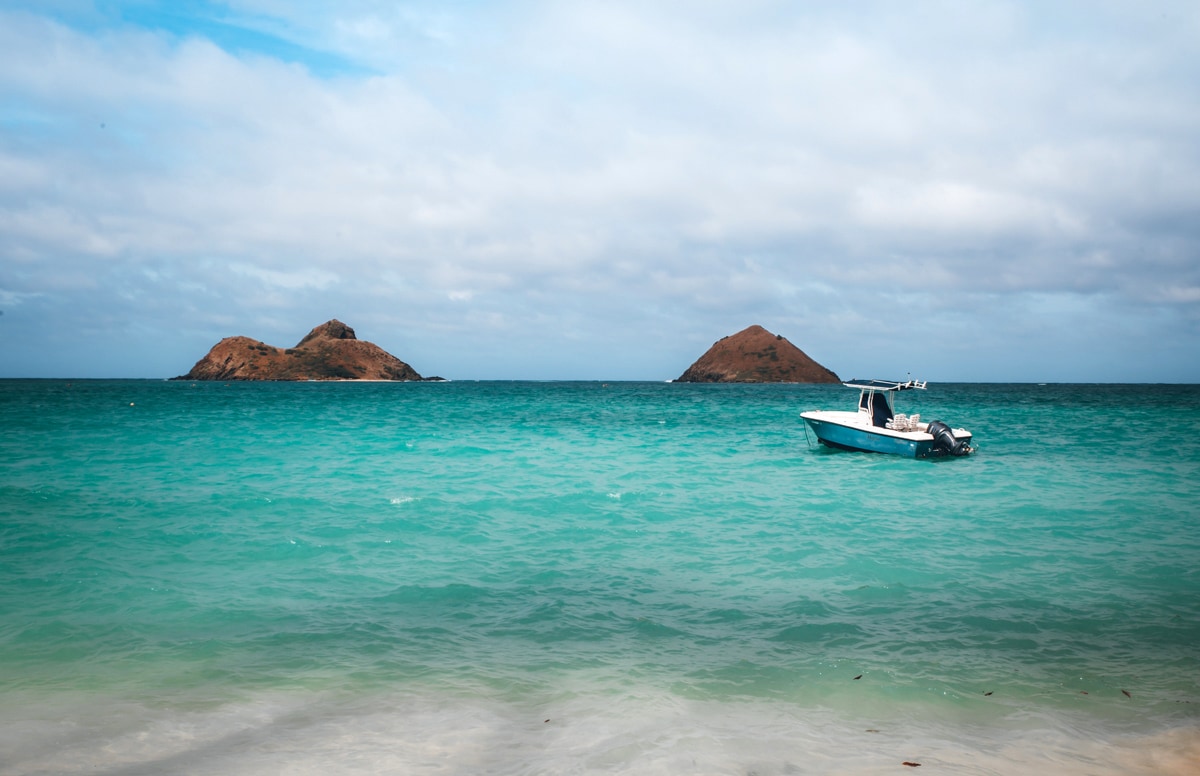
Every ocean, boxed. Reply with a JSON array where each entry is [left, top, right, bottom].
[[1, 379, 1197, 775]]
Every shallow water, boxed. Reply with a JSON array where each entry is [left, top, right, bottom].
[[2, 380, 1198, 774]]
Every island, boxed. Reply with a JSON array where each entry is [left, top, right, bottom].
[[675, 325, 840, 383], [173, 319, 433, 381]]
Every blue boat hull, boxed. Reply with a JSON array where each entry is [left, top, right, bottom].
[[803, 416, 968, 459]]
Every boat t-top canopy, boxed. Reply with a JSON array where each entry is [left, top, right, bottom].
[[843, 379, 927, 392]]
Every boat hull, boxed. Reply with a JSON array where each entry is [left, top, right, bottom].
[[801, 411, 972, 459]]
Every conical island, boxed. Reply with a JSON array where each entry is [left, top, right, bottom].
[[174, 319, 427, 381], [675, 325, 839, 383]]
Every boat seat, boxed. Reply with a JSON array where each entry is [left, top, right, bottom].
[[886, 413, 923, 432]]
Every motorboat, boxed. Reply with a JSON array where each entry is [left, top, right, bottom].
[[800, 379, 973, 458]]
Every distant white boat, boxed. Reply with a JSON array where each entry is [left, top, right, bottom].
[[801, 379, 974, 458]]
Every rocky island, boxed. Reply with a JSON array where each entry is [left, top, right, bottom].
[[675, 325, 839, 383], [174, 320, 431, 381]]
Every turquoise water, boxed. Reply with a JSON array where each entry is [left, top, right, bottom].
[[1, 380, 1198, 774]]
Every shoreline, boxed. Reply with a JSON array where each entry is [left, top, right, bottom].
[[3, 687, 1197, 775]]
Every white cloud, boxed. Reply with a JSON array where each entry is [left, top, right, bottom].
[[229, 264, 339, 291], [1, 2, 1198, 379]]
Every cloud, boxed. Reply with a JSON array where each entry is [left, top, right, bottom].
[[1, 1, 1198, 380]]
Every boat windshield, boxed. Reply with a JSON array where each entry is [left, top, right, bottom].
[[873, 393, 893, 427], [859, 389, 894, 428]]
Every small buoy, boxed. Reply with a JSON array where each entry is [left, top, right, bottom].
[[129, 402, 135, 406]]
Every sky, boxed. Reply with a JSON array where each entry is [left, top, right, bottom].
[[1, 1, 1198, 382]]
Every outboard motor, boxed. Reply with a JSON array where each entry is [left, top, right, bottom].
[[927, 420, 971, 456]]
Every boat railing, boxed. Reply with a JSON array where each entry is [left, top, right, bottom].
[[844, 379, 927, 391]]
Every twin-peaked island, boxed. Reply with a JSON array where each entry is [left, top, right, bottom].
[[174, 320, 429, 382], [174, 320, 839, 383]]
